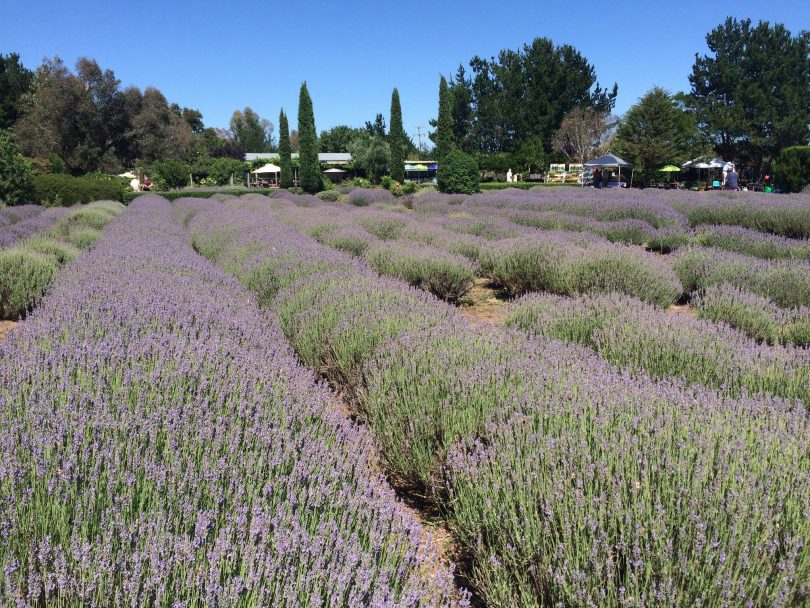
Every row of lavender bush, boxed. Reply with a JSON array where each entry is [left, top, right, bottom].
[[672, 245, 810, 308], [0, 201, 124, 319], [430, 186, 810, 238], [693, 283, 810, 346], [262, 196, 684, 307], [182, 194, 809, 607], [0, 206, 71, 249], [505, 291, 810, 405], [0, 195, 464, 607]]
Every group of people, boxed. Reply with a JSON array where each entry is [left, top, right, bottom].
[[505, 169, 522, 183], [128, 176, 152, 192]]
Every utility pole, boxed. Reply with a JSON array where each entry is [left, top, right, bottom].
[[414, 126, 425, 157]]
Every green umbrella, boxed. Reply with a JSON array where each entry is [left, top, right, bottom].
[[659, 165, 681, 172]]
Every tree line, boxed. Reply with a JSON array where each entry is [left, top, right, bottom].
[[1, 16, 808, 197], [431, 18, 808, 187]]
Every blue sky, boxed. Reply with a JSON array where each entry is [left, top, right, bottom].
[[2, 0, 808, 144]]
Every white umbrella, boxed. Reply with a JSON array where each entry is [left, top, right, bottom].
[[251, 163, 281, 174]]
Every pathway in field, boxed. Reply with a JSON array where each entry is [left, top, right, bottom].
[[0, 321, 17, 343], [668, 302, 697, 317], [459, 278, 507, 325]]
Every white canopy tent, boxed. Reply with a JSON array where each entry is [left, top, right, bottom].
[[584, 154, 634, 187]]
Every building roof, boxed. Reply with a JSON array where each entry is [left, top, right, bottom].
[[245, 152, 352, 164]]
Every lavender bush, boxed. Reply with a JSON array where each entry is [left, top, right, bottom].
[[0, 207, 70, 249], [366, 240, 476, 303], [480, 235, 682, 306], [694, 283, 810, 347], [672, 245, 810, 308], [506, 292, 810, 405], [0, 195, 466, 607], [179, 192, 810, 607], [693, 224, 810, 259]]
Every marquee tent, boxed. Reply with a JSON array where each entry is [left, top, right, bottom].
[[585, 154, 633, 186]]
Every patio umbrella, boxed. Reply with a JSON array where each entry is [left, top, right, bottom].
[[659, 165, 681, 172], [251, 163, 281, 173], [682, 159, 723, 187]]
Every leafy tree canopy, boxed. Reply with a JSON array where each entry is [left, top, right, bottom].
[[687, 18, 810, 175]]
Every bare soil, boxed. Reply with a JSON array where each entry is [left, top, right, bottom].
[[0, 321, 18, 343], [668, 302, 696, 317], [459, 278, 507, 325]]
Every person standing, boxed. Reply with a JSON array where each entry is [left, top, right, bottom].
[[506, 168, 513, 183], [593, 168, 602, 189], [724, 166, 740, 191]]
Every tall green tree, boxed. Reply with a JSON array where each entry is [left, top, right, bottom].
[[614, 87, 703, 186], [435, 75, 454, 161], [349, 132, 390, 183], [230, 107, 274, 152], [133, 87, 193, 164], [297, 83, 321, 193], [319, 125, 364, 153], [365, 113, 386, 137], [688, 18, 810, 176], [449, 65, 473, 152], [389, 88, 405, 181], [0, 53, 33, 130], [0, 129, 35, 205], [278, 109, 293, 188], [467, 37, 617, 154]]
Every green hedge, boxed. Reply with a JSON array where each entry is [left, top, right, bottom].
[[33, 174, 127, 206], [124, 188, 277, 204], [478, 181, 577, 190]]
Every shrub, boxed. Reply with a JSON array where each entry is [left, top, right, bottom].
[[563, 244, 683, 306], [694, 283, 810, 347], [151, 159, 190, 190], [506, 292, 810, 405], [0, 249, 59, 319], [0, 130, 35, 205], [437, 150, 480, 194], [208, 157, 245, 186], [66, 227, 102, 248], [773, 146, 810, 193], [22, 236, 80, 265], [692, 224, 810, 259], [366, 240, 476, 303], [316, 189, 340, 202], [672, 246, 810, 308], [33, 174, 125, 206]]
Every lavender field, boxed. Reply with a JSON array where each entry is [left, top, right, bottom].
[[1, 187, 808, 607]]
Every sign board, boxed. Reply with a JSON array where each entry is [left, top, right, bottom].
[[549, 163, 566, 172]]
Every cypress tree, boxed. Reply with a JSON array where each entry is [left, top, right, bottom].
[[389, 88, 405, 182], [278, 109, 293, 188], [297, 82, 321, 193], [436, 75, 454, 161]]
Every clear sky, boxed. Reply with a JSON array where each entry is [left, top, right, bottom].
[[2, 0, 808, 145]]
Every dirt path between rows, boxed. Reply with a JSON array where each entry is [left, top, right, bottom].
[[668, 302, 697, 317], [459, 278, 507, 325], [0, 321, 18, 343]]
